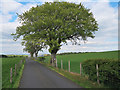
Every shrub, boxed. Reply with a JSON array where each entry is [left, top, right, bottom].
[[0, 55, 8, 58], [82, 59, 120, 88], [38, 57, 45, 62]]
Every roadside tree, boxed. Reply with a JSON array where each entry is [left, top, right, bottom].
[[12, 2, 98, 64]]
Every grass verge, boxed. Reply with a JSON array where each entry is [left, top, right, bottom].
[[2, 57, 25, 88], [13, 64, 25, 88]]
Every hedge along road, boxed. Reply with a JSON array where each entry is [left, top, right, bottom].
[[19, 58, 82, 88]]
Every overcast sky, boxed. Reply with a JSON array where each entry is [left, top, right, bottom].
[[0, 0, 119, 55]]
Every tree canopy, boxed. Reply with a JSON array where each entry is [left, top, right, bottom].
[[22, 37, 46, 57], [12, 2, 98, 64]]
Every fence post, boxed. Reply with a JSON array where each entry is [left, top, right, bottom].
[[68, 60, 70, 72], [96, 64, 100, 84], [80, 63, 82, 76], [61, 60, 63, 69], [21, 60, 22, 64], [56, 59, 57, 68], [15, 64, 16, 76], [52, 59, 54, 66], [10, 68, 12, 84]]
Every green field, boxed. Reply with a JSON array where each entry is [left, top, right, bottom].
[[2, 57, 24, 88], [44, 50, 119, 73]]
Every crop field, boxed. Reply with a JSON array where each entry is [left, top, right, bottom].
[[2, 57, 24, 88], [44, 50, 119, 73]]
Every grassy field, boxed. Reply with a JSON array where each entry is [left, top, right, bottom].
[[2, 57, 24, 88], [44, 50, 119, 73]]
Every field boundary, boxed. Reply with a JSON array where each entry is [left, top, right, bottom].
[[52, 59, 100, 84], [2, 58, 25, 88]]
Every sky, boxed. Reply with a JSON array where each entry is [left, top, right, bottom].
[[0, 0, 119, 55]]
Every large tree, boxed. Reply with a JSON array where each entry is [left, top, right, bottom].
[[12, 2, 98, 64]]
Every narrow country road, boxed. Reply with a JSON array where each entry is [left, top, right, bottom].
[[19, 58, 82, 88]]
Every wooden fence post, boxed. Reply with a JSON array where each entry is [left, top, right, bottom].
[[61, 60, 63, 69], [96, 64, 100, 84], [56, 59, 57, 68], [14, 64, 16, 76], [10, 68, 12, 84], [52, 59, 54, 66], [21, 60, 22, 64], [80, 63, 82, 76], [68, 60, 70, 72]]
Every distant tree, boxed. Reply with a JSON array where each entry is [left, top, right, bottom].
[[22, 41, 35, 57], [12, 2, 98, 64], [22, 38, 46, 57], [0, 55, 8, 58]]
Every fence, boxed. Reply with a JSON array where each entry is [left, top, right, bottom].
[[2, 58, 25, 88], [52, 59, 100, 85]]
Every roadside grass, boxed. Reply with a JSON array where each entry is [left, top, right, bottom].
[[44, 50, 119, 73], [2, 57, 25, 88], [48, 66, 106, 88], [13, 64, 25, 88], [34, 59, 105, 88]]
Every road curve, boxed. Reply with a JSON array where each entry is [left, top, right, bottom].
[[19, 58, 83, 88]]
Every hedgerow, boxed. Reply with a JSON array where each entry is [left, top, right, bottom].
[[82, 59, 120, 88]]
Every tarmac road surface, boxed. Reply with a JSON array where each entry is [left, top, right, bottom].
[[19, 58, 83, 88]]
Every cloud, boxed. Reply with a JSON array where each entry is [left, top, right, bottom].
[[0, 1, 38, 55], [14, 0, 120, 2], [0, 0, 22, 15], [1, 43, 26, 54], [17, 3, 38, 14], [58, 41, 118, 53], [85, 2, 118, 41], [15, 0, 54, 2]]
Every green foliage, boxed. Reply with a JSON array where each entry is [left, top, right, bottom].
[[7, 55, 28, 58], [38, 57, 45, 62], [22, 41, 36, 56], [82, 59, 120, 88], [22, 38, 46, 57], [12, 2, 98, 55]]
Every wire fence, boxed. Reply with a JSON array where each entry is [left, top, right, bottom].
[[2, 58, 25, 88], [52, 59, 100, 85]]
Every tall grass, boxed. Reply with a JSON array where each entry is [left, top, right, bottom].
[[2, 57, 24, 88]]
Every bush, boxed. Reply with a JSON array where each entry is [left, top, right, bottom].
[[82, 59, 120, 88], [38, 57, 45, 62], [0, 55, 8, 58]]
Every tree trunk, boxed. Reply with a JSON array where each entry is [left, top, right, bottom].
[[50, 53, 56, 66], [35, 52, 38, 57], [30, 52, 34, 57]]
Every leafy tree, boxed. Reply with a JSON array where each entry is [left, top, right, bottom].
[[12, 2, 98, 64], [22, 38, 46, 57], [22, 41, 35, 57]]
